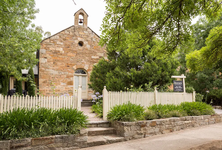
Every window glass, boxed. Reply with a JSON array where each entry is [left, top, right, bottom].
[[75, 69, 86, 74], [82, 76, 86, 90], [74, 76, 79, 90]]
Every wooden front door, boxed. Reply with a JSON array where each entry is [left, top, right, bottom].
[[74, 69, 88, 99]]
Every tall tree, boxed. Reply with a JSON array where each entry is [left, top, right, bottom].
[[0, 0, 42, 80], [0, 72, 9, 95], [15, 69, 23, 95], [27, 68, 36, 96], [187, 26, 222, 71], [89, 39, 178, 93], [100, 0, 221, 54]]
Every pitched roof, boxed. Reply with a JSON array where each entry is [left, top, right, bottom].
[[41, 25, 100, 43], [74, 8, 89, 17]]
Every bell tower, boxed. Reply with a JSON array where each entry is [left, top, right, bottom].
[[74, 8, 88, 27]]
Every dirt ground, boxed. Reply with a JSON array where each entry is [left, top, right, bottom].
[[189, 140, 222, 150]]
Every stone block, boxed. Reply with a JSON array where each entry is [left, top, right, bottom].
[[136, 121, 147, 128], [91, 56, 99, 59], [169, 117, 180, 122], [75, 136, 88, 142], [31, 136, 55, 146], [192, 116, 203, 120], [124, 127, 131, 132], [180, 117, 186, 121], [0, 140, 10, 149], [80, 129, 88, 136], [185, 116, 192, 121], [150, 121, 157, 127], [40, 49, 46, 54], [131, 125, 140, 131], [10, 138, 31, 149], [203, 115, 211, 119]]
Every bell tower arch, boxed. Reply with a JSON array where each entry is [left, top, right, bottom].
[[74, 8, 88, 27]]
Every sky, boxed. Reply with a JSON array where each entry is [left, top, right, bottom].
[[33, 0, 106, 36]]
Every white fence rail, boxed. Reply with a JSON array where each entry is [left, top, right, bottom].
[[0, 86, 82, 113], [103, 87, 195, 120]]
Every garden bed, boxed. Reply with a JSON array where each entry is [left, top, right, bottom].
[[112, 114, 222, 140]]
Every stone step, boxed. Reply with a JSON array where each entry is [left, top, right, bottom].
[[87, 121, 111, 128], [87, 127, 115, 136], [87, 134, 125, 147], [82, 100, 93, 107]]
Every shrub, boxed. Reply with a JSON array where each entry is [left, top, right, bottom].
[[147, 104, 184, 118], [195, 93, 204, 102], [186, 86, 194, 93], [180, 102, 215, 116], [146, 102, 214, 120], [168, 110, 186, 117], [144, 109, 158, 120], [107, 102, 145, 122], [0, 108, 88, 140], [208, 89, 222, 105]]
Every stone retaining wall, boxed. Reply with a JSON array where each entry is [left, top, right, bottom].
[[112, 114, 222, 140], [0, 129, 88, 150], [1, 115, 222, 149]]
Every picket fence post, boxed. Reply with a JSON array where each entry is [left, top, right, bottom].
[[77, 85, 82, 111], [192, 91, 196, 102], [103, 86, 108, 121], [154, 87, 157, 105]]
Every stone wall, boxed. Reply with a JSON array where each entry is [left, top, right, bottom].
[[39, 25, 106, 98], [112, 114, 222, 140], [0, 129, 88, 150]]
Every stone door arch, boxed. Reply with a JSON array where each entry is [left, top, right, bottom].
[[74, 69, 88, 99]]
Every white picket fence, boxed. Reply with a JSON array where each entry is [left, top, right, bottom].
[[103, 86, 195, 120], [0, 86, 82, 113]]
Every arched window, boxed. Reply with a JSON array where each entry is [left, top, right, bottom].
[[75, 69, 86, 74]]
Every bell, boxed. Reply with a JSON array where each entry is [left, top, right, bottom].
[[79, 19, 83, 24]]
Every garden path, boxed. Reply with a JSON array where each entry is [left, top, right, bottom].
[[214, 109, 222, 114], [81, 106, 103, 121]]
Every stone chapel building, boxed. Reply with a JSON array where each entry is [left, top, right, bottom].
[[39, 9, 106, 99]]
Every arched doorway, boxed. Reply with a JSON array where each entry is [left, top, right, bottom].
[[74, 69, 88, 99]]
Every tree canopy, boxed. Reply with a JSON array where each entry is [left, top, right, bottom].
[[0, 0, 42, 79], [186, 26, 222, 71], [89, 39, 178, 93], [100, 0, 222, 54]]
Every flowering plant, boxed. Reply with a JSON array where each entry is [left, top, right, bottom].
[[91, 92, 103, 103], [91, 92, 103, 118]]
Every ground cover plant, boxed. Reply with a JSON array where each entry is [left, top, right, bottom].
[[0, 108, 88, 140], [91, 101, 103, 118], [107, 102, 215, 122]]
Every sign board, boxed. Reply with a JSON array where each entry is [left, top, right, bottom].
[[173, 80, 183, 92]]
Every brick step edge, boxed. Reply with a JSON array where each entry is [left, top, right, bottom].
[[87, 127, 116, 136], [87, 135, 125, 147], [87, 121, 110, 128]]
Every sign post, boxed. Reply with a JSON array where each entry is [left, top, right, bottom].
[[171, 74, 186, 93]]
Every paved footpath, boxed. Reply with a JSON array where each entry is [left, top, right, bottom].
[[81, 122, 222, 150]]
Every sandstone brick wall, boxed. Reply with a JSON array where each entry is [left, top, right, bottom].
[[39, 25, 106, 98]]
